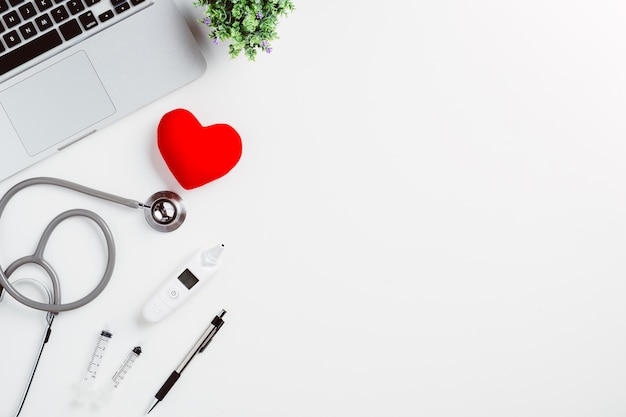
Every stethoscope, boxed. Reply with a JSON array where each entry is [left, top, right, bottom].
[[0, 177, 187, 416]]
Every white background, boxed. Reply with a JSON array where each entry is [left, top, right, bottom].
[[2, 0, 626, 416]]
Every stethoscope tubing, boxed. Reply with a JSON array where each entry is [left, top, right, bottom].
[[0, 177, 140, 313], [0, 177, 145, 212]]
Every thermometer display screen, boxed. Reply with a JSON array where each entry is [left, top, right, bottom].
[[177, 269, 199, 290]]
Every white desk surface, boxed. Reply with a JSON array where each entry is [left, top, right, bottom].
[[3, 0, 626, 416]]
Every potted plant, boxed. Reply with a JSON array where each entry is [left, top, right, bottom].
[[194, 0, 295, 61]]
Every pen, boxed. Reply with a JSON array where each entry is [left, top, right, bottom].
[[146, 309, 226, 414]]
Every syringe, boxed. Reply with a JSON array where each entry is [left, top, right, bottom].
[[84, 330, 113, 382], [76, 329, 113, 401], [111, 346, 142, 388], [97, 346, 142, 406]]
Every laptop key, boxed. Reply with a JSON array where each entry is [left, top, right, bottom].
[[34, 12, 52, 30], [19, 21, 36, 40], [59, 18, 81, 40], [3, 30, 20, 47], [98, 10, 113, 22], [114, 2, 129, 13], [18, 2, 37, 19], [50, 4, 68, 22], [78, 10, 97, 30], [8, 0, 24, 6], [34, 0, 52, 11], [3, 11, 21, 28], [0, 29, 62, 76], [66, 0, 84, 15], [0, 0, 8, 13]]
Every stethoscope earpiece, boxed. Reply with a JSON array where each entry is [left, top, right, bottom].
[[143, 191, 186, 232]]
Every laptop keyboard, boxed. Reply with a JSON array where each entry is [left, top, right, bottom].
[[0, 0, 152, 77]]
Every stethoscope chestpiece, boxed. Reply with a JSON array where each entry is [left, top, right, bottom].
[[143, 191, 186, 232]]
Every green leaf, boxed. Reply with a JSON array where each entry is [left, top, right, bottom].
[[193, 0, 295, 60]]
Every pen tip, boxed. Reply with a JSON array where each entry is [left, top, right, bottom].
[[147, 399, 159, 414]]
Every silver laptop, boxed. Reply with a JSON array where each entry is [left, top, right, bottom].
[[0, 0, 206, 181]]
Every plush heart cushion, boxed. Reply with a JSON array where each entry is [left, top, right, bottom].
[[157, 109, 242, 190]]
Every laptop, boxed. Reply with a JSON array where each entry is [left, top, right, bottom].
[[0, 0, 206, 182]]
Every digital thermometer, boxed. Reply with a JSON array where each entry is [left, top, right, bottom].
[[142, 244, 224, 322]]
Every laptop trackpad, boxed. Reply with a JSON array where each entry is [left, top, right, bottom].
[[0, 51, 115, 156]]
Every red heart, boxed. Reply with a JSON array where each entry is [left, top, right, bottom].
[[157, 109, 242, 190]]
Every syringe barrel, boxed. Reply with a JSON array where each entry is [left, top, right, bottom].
[[83, 330, 112, 383], [112, 346, 142, 387]]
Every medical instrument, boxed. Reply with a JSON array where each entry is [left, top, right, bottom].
[[147, 309, 226, 414], [0, 177, 187, 416], [96, 344, 143, 406], [4, 278, 55, 417], [142, 244, 225, 323], [0, 177, 187, 314], [144, 191, 186, 233], [92, 345, 143, 408], [84, 330, 113, 385], [96, 345, 143, 407], [111, 346, 142, 388], [75, 329, 113, 402]]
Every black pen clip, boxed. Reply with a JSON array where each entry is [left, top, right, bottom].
[[199, 310, 226, 352]]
